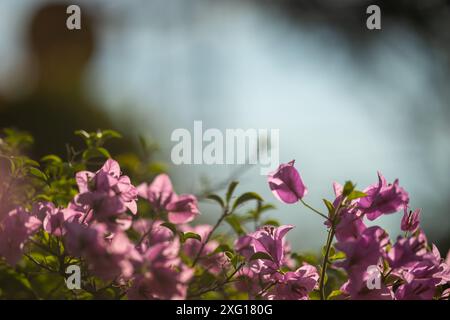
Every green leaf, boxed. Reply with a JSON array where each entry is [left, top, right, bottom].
[[249, 252, 273, 261], [206, 194, 225, 208], [231, 254, 245, 269], [327, 290, 343, 300], [226, 181, 239, 203], [258, 203, 276, 213], [24, 159, 40, 167], [0, 267, 36, 299], [6, 156, 16, 175], [329, 251, 346, 261], [323, 199, 334, 214], [28, 167, 48, 182], [180, 232, 202, 243], [101, 130, 122, 139], [74, 130, 90, 140], [347, 190, 367, 201], [342, 181, 355, 197], [41, 155, 63, 164], [160, 222, 177, 235], [232, 192, 263, 212], [225, 215, 245, 236], [321, 245, 335, 258], [308, 290, 321, 300], [291, 252, 319, 266], [213, 244, 233, 254], [82, 147, 111, 160], [224, 251, 234, 260], [34, 194, 53, 202], [96, 147, 111, 158]]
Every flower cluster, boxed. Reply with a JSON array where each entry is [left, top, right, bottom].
[[0, 132, 448, 300], [268, 160, 450, 300], [235, 225, 319, 300]]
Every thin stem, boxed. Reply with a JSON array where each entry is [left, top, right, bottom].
[[136, 220, 155, 247], [300, 199, 329, 220], [29, 239, 58, 256], [318, 198, 343, 300], [191, 206, 229, 267], [383, 268, 393, 282], [80, 208, 93, 225], [318, 227, 335, 300], [257, 281, 277, 297], [188, 263, 244, 298], [24, 254, 57, 273]]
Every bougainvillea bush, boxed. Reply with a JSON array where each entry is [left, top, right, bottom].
[[0, 129, 449, 300]]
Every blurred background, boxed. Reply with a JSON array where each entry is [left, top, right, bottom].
[[0, 0, 449, 253]]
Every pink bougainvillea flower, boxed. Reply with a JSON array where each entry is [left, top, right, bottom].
[[394, 258, 443, 300], [430, 245, 450, 284], [166, 194, 200, 224], [31, 201, 55, 221], [65, 222, 141, 280], [0, 207, 41, 265], [264, 264, 319, 300], [137, 174, 199, 224], [116, 175, 139, 214], [325, 182, 366, 241], [128, 240, 193, 300], [128, 264, 193, 300], [392, 245, 450, 300], [180, 224, 214, 258], [395, 278, 439, 300], [387, 231, 434, 269], [333, 209, 367, 242], [335, 226, 389, 294], [357, 172, 409, 221], [137, 174, 175, 212], [133, 219, 174, 252], [236, 225, 294, 274], [442, 288, 450, 299], [268, 160, 307, 204], [101, 231, 142, 279], [335, 227, 392, 300], [180, 224, 228, 274], [340, 279, 393, 300], [64, 221, 105, 257], [336, 226, 389, 272], [401, 207, 421, 233], [235, 266, 264, 297], [43, 206, 83, 237], [75, 159, 138, 221], [446, 250, 450, 266], [388, 241, 450, 299], [75, 192, 126, 221]]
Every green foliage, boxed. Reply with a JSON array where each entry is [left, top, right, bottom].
[[180, 232, 202, 243], [0, 128, 332, 301], [0, 128, 168, 299]]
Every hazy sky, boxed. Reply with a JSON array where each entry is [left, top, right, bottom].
[[1, 0, 448, 250]]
